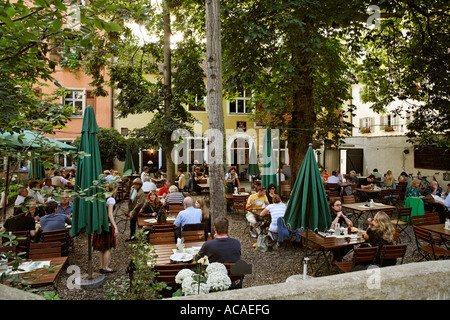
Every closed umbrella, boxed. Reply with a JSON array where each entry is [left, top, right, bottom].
[[27, 156, 46, 180], [123, 148, 135, 175], [284, 143, 332, 233], [71, 106, 109, 280], [0, 130, 76, 151], [247, 142, 260, 177], [261, 128, 277, 192]]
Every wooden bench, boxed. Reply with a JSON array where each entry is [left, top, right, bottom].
[[181, 230, 206, 242], [149, 231, 175, 245], [28, 241, 62, 260]]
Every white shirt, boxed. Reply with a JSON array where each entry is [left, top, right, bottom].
[[266, 202, 287, 233], [142, 181, 157, 192], [327, 175, 340, 184], [444, 195, 450, 209]]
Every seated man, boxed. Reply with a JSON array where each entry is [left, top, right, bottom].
[[51, 170, 73, 189], [157, 180, 171, 198], [142, 176, 157, 193], [359, 174, 376, 201], [199, 216, 241, 263], [174, 197, 202, 239], [40, 201, 72, 232], [327, 170, 341, 195], [57, 193, 73, 217], [245, 185, 269, 238]]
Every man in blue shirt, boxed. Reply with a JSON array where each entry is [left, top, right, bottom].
[[40, 201, 72, 232], [57, 193, 73, 217], [174, 197, 202, 238]]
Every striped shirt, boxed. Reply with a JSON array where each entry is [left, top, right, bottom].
[[266, 202, 287, 233]]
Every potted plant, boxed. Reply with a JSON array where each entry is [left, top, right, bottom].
[[384, 126, 394, 132], [360, 127, 371, 134]]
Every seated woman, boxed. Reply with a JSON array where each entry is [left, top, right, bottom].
[[405, 179, 424, 199], [164, 185, 185, 205], [225, 167, 240, 191], [329, 199, 353, 262], [364, 211, 396, 265], [266, 184, 277, 204], [139, 191, 163, 217], [1, 196, 37, 238], [257, 194, 286, 246]]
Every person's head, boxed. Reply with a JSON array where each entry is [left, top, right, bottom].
[[60, 193, 70, 206], [331, 170, 337, 176], [104, 170, 110, 176], [330, 198, 342, 215], [400, 172, 408, 177], [17, 187, 28, 197], [268, 184, 276, 194], [132, 178, 143, 189], [272, 194, 281, 204], [367, 174, 375, 182], [431, 180, 439, 189], [169, 185, 178, 193], [350, 170, 356, 177], [373, 168, 378, 173], [183, 197, 194, 208], [45, 201, 59, 215], [447, 183, 450, 192], [257, 185, 266, 196], [147, 191, 159, 204], [372, 211, 395, 242], [194, 198, 204, 209], [214, 216, 229, 235], [143, 166, 149, 173], [195, 166, 200, 172], [164, 180, 171, 189], [178, 168, 183, 175], [29, 180, 40, 190], [230, 167, 236, 174], [53, 170, 60, 176], [411, 179, 420, 189], [21, 196, 36, 215]]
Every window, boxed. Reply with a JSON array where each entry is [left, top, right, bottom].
[[228, 90, 250, 114], [359, 117, 373, 133], [63, 89, 85, 117], [188, 137, 206, 165], [187, 96, 206, 112], [414, 146, 450, 171], [380, 114, 399, 131]]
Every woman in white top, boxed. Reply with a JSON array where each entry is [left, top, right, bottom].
[[92, 185, 119, 274], [257, 194, 286, 240], [225, 167, 240, 189]]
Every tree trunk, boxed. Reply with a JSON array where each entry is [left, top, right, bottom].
[[163, 7, 175, 183], [288, 71, 316, 187], [206, 0, 226, 234]]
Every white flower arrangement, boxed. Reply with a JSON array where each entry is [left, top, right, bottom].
[[206, 262, 228, 277], [174, 256, 231, 296], [175, 268, 195, 284]]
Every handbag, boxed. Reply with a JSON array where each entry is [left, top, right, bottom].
[[255, 234, 268, 252]]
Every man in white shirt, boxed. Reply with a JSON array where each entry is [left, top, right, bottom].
[[327, 171, 341, 184], [15, 187, 28, 206]]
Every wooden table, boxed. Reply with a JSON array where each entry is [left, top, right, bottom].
[[152, 241, 205, 265], [300, 229, 366, 276], [342, 202, 396, 221], [418, 224, 450, 237], [138, 216, 175, 229], [3, 257, 68, 289]]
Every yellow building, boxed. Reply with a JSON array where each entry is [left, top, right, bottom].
[[113, 78, 289, 180]]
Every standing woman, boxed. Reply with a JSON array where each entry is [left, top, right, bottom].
[[93, 185, 119, 274]]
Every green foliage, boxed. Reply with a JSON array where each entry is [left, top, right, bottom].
[[104, 229, 168, 300], [354, 1, 450, 147], [73, 128, 131, 169]]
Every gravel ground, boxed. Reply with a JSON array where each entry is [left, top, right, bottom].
[[3, 193, 424, 300]]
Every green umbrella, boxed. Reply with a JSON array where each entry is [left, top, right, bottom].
[[0, 130, 76, 151], [284, 143, 332, 233], [123, 148, 135, 175], [247, 142, 260, 177], [71, 106, 109, 279], [261, 128, 277, 192], [27, 156, 46, 180]]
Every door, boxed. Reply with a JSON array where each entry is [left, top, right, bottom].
[[346, 149, 363, 175]]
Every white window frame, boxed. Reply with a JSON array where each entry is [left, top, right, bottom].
[[187, 137, 207, 165], [187, 95, 206, 112], [63, 88, 86, 118], [228, 90, 251, 115]]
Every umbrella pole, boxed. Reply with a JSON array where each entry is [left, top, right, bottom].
[[88, 234, 93, 280], [2, 156, 10, 221]]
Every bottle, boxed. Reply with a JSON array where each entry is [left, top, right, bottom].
[[207, 233, 211, 240], [334, 223, 340, 235], [369, 199, 374, 208]]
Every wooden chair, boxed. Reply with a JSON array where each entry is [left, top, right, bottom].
[[378, 244, 408, 267], [379, 189, 393, 204], [326, 183, 338, 192], [155, 264, 194, 283], [5, 231, 31, 259], [342, 195, 356, 204], [40, 229, 71, 256], [231, 194, 247, 217], [411, 212, 441, 226], [392, 207, 412, 242], [181, 230, 206, 242], [148, 231, 176, 245], [148, 224, 175, 234], [393, 228, 400, 244], [413, 226, 450, 261], [334, 247, 379, 273], [327, 191, 339, 198], [182, 223, 208, 240], [382, 208, 394, 219], [280, 184, 291, 200], [28, 241, 62, 260], [166, 204, 184, 217]]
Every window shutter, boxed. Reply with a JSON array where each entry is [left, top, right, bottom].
[[380, 115, 385, 129], [86, 90, 95, 110], [370, 117, 375, 133]]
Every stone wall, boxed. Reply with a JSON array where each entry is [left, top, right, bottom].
[[171, 260, 450, 300]]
